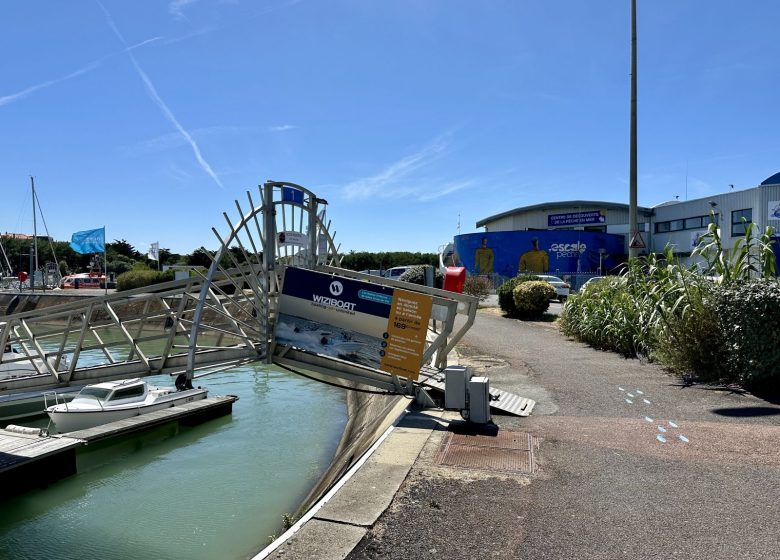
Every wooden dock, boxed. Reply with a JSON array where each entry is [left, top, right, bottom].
[[0, 395, 238, 498]]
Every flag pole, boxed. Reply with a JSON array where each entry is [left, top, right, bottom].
[[104, 226, 107, 295]]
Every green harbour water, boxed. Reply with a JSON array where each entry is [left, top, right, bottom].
[[0, 363, 348, 560]]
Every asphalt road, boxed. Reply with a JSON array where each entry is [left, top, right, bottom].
[[348, 307, 780, 560]]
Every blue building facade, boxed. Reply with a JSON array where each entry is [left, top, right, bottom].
[[454, 230, 625, 281]]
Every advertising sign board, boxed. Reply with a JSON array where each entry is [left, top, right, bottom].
[[769, 201, 780, 220], [275, 267, 432, 380], [548, 210, 607, 227]]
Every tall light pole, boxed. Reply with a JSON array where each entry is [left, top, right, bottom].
[[628, 0, 639, 259]]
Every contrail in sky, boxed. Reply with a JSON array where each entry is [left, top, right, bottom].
[[0, 37, 161, 108], [0, 60, 102, 108], [96, 0, 224, 189]]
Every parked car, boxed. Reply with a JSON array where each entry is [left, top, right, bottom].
[[535, 274, 571, 302], [581, 276, 607, 290], [383, 266, 414, 279], [358, 269, 384, 276]]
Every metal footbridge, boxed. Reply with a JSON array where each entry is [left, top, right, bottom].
[[0, 180, 533, 419]]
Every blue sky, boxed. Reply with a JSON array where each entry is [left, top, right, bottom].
[[2, 1, 779, 255]]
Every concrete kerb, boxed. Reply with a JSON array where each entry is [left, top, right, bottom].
[[257, 347, 462, 560], [257, 403, 447, 560]]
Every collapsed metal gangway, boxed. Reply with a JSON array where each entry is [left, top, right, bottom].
[[185, 181, 479, 403], [0, 271, 262, 395], [0, 180, 478, 408]]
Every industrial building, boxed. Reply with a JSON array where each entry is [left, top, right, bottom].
[[454, 172, 780, 286]]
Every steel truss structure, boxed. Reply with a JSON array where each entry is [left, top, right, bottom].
[[0, 180, 477, 405]]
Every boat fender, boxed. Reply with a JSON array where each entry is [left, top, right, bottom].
[[3, 424, 48, 437], [175, 373, 193, 391]]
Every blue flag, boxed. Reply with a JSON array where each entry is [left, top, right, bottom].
[[70, 228, 105, 254]]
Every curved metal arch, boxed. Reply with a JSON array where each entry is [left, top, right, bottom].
[[186, 181, 341, 379]]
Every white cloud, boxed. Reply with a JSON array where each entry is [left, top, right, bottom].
[[269, 124, 296, 132], [417, 180, 473, 202], [342, 136, 449, 200], [124, 125, 259, 155], [97, 1, 224, 189], [169, 0, 199, 19]]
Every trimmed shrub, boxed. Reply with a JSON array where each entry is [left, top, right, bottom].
[[463, 275, 491, 301], [398, 265, 443, 289], [116, 269, 175, 291], [498, 274, 539, 316], [713, 280, 780, 391], [512, 281, 555, 319]]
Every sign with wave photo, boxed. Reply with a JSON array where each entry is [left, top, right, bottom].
[[275, 267, 432, 380]]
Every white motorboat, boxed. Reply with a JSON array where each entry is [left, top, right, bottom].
[[45, 377, 208, 433]]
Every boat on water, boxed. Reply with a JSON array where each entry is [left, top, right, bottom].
[[1, 343, 67, 380], [45, 377, 208, 433], [59, 272, 107, 289]]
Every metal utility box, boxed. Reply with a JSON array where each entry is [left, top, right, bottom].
[[444, 366, 470, 410], [468, 376, 491, 424]]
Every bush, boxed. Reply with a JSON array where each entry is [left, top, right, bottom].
[[560, 270, 659, 358], [713, 280, 780, 391], [497, 274, 539, 316], [512, 281, 555, 319], [463, 275, 491, 301], [398, 265, 443, 289], [560, 243, 780, 394], [650, 279, 730, 382], [116, 269, 175, 291]]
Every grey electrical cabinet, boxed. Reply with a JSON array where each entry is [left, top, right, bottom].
[[468, 376, 491, 424], [444, 365, 470, 410]]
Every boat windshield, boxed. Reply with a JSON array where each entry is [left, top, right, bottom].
[[78, 387, 112, 400]]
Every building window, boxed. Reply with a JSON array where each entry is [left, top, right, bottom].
[[655, 221, 670, 233], [685, 217, 702, 229], [731, 208, 752, 236], [670, 220, 684, 231]]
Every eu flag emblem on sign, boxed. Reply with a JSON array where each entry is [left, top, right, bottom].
[[281, 187, 304, 205], [70, 227, 106, 254]]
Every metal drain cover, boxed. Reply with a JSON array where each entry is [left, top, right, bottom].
[[434, 429, 538, 474]]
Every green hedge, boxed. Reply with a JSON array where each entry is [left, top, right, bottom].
[[497, 274, 539, 316], [512, 281, 555, 319], [561, 268, 780, 393], [116, 270, 175, 291], [713, 280, 780, 391], [398, 265, 443, 289]]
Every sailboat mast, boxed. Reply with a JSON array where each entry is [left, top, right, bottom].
[[31, 176, 39, 276]]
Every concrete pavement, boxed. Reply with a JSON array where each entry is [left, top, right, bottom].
[[266, 302, 780, 559]]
